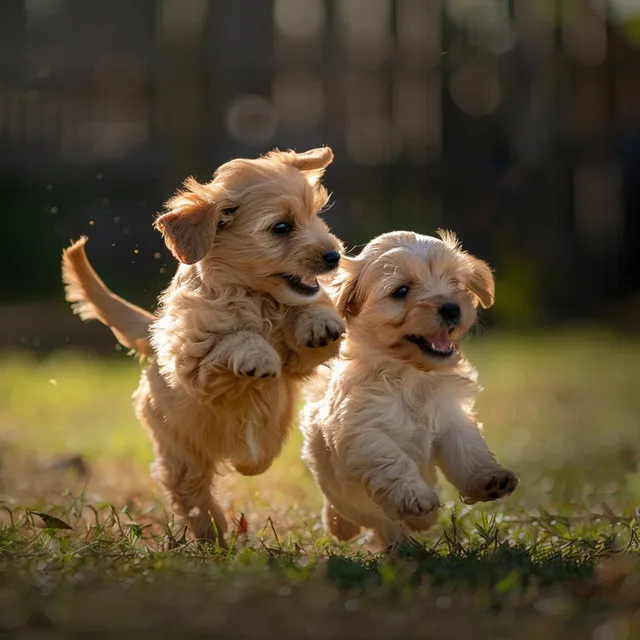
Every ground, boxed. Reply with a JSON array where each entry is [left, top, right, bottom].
[[1, 330, 640, 638]]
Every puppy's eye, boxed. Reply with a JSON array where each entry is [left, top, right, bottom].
[[272, 222, 292, 235], [391, 286, 409, 300], [222, 206, 239, 215]]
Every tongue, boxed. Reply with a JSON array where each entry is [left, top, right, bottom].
[[299, 276, 319, 288], [429, 329, 454, 353]]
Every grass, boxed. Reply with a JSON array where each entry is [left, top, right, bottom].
[[1, 330, 640, 638]]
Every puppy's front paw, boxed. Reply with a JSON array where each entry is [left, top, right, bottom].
[[233, 348, 282, 379], [374, 479, 440, 521], [461, 468, 519, 505], [296, 309, 345, 349]]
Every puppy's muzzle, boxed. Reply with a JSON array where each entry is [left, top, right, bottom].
[[439, 302, 461, 327]]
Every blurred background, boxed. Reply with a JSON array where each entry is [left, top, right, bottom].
[[1, 0, 639, 353], [2, 8, 640, 632]]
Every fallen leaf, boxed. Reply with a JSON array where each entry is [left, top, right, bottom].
[[30, 511, 73, 530]]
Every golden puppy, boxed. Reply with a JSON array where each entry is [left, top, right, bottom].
[[300, 230, 518, 547], [62, 147, 344, 547]]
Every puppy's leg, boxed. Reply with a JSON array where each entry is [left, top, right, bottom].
[[199, 331, 282, 380], [322, 498, 361, 541], [152, 452, 228, 548], [372, 519, 407, 549], [433, 412, 518, 505], [231, 381, 294, 477], [341, 429, 440, 522], [135, 368, 229, 545]]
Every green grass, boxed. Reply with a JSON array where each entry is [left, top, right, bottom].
[[1, 330, 640, 638]]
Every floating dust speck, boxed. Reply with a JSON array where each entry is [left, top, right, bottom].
[[154, 252, 161, 259], [49, 379, 57, 386], [46, 184, 53, 191], [113, 216, 120, 224], [102, 198, 109, 206], [50, 206, 58, 214], [134, 249, 139, 255], [89, 220, 95, 226], [96, 173, 103, 180]]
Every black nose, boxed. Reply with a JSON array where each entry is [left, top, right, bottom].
[[439, 302, 461, 326], [323, 251, 341, 270]]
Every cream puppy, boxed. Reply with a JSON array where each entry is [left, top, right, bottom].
[[300, 230, 518, 546], [62, 147, 344, 548]]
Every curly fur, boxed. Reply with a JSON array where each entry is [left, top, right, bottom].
[[62, 147, 344, 547], [300, 231, 518, 547]]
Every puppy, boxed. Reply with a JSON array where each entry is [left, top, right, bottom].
[[62, 147, 344, 547], [300, 230, 518, 547]]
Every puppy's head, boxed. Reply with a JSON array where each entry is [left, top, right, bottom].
[[155, 147, 342, 305], [333, 230, 494, 371]]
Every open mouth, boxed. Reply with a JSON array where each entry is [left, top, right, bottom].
[[280, 274, 320, 297], [405, 329, 456, 358]]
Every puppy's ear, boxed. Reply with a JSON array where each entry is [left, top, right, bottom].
[[155, 178, 219, 265], [466, 255, 495, 309], [289, 147, 334, 172], [291, 147, 334, 185], [333, 257, 363, 319]]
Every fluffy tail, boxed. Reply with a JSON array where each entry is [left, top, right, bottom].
[[62, 237, 154, 356]]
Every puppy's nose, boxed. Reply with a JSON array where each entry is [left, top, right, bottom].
[[439, 302, 461, 326], [322, 250, 341, 270]]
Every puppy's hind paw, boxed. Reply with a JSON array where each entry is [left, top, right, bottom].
[[461, 468, 519, 505], [323, 500, 361, 541]]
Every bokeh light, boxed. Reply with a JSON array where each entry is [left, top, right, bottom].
[[272, 71, 324, 130], [274, 0, 325, 40], [226, 95, 279, 146], [449, 65, 501, 116]]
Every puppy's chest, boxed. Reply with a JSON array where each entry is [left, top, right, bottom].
[[228, 296, 292, 356], [263, 316, 295, 360], [395, 385, 438, 457]]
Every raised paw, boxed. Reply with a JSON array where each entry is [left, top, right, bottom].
[[461, 468, 519, 505], [374, 478, 440, 522], [296, 309, 345, 349], [234, 349, 282, 379]]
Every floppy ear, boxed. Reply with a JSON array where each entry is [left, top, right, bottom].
[[154, 177, 219, 265], [333, 257, 364, 319], [290, 147, 334, 185], [466, 255, 495, 309], [289, 147, 334, 172]]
